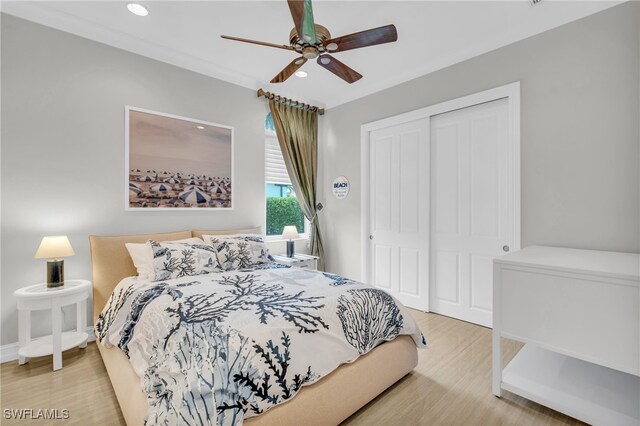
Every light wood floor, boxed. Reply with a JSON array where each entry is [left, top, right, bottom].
[[1, 311, 583, 425]]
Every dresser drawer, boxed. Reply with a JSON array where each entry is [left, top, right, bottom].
[[497, 265, 639, 376]]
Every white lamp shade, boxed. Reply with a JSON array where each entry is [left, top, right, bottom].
[[34, 236, 75, 259], [282, 226, 300, 241]]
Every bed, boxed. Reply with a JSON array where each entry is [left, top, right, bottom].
[[89, 228, 422, 426]]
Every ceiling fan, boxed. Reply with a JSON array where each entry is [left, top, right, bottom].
[[220, 0, 397, 84]]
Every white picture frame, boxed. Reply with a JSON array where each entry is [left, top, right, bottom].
[[125, 106, 234, 210]]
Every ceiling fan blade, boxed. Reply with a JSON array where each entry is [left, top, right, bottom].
[[271, 57, 308, 83], [316, 54, 362, 84], [220, 35, 295, 51], [288, 0, 316, 43], [325, 24, 397, 53]]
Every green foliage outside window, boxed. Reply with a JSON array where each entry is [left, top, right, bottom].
[[266, 196, 305, 236]]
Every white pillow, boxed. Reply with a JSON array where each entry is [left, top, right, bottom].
[[126, 237, 203, 280], [202, 234, 272, 271], [149, 240, 220, 281]]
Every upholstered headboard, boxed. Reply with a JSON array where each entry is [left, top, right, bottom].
[[191, 228, 260, 239], [88, 227, 261, 321]]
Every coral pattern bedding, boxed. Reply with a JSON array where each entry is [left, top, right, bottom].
[[96, 264, 426, 426]]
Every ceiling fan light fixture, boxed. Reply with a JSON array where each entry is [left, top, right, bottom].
[[127, 3, 149, 16], [223, 0, 398, 84], [295, 71, 308, 78], [302, 46, 319, 60]]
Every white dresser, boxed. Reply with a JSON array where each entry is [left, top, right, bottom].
[[492, 246, 639, 426]]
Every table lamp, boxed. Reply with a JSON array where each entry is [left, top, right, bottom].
[[34, 236, 75, 288], [282, 226, 299, 258]]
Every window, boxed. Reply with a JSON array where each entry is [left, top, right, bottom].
[[265, 113, 307, 238]]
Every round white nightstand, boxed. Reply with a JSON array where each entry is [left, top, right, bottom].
[[271, 254, 319, 270], [14, 279, 91, 371]]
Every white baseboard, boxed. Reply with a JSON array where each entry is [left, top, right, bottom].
[[0, 326, 96, 364], [0, 343, 20, 364]]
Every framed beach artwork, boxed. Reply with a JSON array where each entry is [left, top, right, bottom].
[[125, 107, 234, 210]]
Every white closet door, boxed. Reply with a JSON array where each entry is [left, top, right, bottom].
[[368, 118, 429, 310], [429, 98, 511, 327]]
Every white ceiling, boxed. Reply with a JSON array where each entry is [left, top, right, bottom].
[[2, 1, 621, 109]]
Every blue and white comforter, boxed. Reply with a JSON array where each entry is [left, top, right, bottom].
[[96, 264, 426, 425]]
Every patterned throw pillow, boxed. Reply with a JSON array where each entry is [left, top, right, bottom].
[[148, 240, 220, 281], [202, 234, 272, 271], [126, 237, 204, 281]]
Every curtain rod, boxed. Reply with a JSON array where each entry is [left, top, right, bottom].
[[257, 89, 325, 115]]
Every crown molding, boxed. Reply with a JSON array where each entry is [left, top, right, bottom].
[[1, 2, 261, 91], [1, 1, 624, 111]]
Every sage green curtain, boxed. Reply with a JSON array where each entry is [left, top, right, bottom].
[[269, 100, 325, 270]]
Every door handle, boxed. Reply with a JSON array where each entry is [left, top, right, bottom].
[[502, 245, 510, 252], [369, 235, 373, 240]]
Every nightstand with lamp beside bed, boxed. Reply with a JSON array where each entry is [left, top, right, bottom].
[[271, 225, 319, 270], [13, 236, 91, 371]]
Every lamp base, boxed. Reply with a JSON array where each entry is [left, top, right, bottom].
[[47, 259, 64, 288], [286, 241, 295, 258]]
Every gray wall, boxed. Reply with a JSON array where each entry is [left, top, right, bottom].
[[1, 15, 267, 345], [2, 3, 639, 345], [319, 2, 640, 279]]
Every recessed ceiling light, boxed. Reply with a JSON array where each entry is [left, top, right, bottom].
[[295, 71, 308, 78], [196, 125, 205, 130], [127, 3, 149, 17]]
